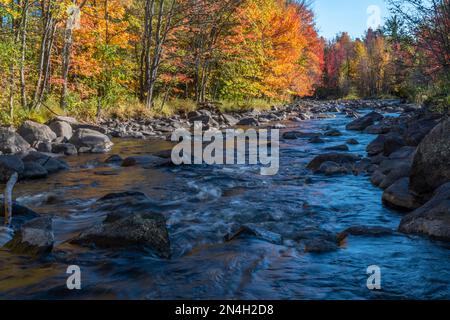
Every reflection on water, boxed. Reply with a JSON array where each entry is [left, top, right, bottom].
[[0, 111, 449, 299]]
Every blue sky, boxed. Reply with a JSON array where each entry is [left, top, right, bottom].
[[311, 0, 390, 40]]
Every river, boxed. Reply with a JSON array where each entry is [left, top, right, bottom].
[[0, 109, 449, 299]]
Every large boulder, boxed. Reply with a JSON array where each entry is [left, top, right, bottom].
[[4, 217, 54, 256], [382, 177, 421, 211], [0, 127, 30, 154], [409, 118, 450, 196], [399, 182, 450, 241], [346, 111, 383, 131], [49, 121, 73, 140], [306, 153, 361, 171], [69, 128, 113, 153], [0, 155, 24, 182], [70, 191, 171, 258], [18, 120, 56, 145]]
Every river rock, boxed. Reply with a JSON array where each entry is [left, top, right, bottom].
[[70, 191, 170, 258], [399, 182, 450, 241], [309, 136, 325, 144], [0, 155, 24, 182], [36, 141, 52, 153], [237, 117, 259, 126], [224, 225, 283, 245], [346, 139, 359, 145], [303, 238, 339, 253], [379, 163, 411, 189], [283, 131, 321, 140], [382, 177, 421, 211], [366, 132, 405, 156], [69, 128, 113, 153], [5, 217, 54, 256], [364, 123, 391, 134], [51, 143, 78, 156], [306, 153, 361, 171], [221, 114, 239, 126], [324, 129, 342, 136], [370, 170, 385, 187], [346, 111, 383, 131], [0, 127, 31, 154], [49, 121, 73, 140], [21, 151, 69, 174], [105, 154, 123, 163], [18, 120, 57, 145], [409, 118, 450, 197]]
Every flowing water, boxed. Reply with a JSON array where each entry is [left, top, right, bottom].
[[0, 110, 449, 299]]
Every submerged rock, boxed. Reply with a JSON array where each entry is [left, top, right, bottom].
[[409, 118, 450, 197], [309, 136, 325, 144], [303, 239, 339, 253], [224, 225, 283, 245], [283, 131, 321, 140], [104, 154, 123, 163], [346, 139, 359, 145], [324, 129, 342, 136], [337, 226, 395, 242], [5, 217, 54, 256], [325, 144, 349, 151], [22, 161, 48, 180], [399, 182, 450, 241]]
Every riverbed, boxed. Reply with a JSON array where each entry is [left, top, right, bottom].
[[0, 109, 449, 299]]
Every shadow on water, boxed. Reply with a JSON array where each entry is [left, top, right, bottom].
[[0, 110, 449, 299]]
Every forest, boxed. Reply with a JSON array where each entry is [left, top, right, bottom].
[[0, 0, 448, 126]]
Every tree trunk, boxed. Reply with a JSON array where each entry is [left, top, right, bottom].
[[19, 0, 29, 109]]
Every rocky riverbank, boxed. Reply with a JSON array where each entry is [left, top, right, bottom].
[[0, 98, 449, 258]]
